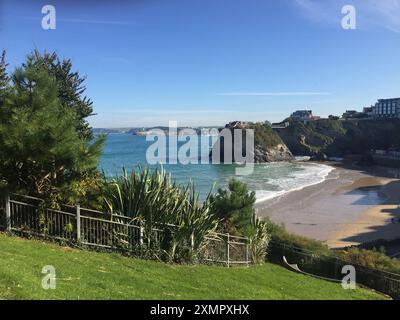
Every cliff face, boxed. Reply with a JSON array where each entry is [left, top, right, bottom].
[[276, 118, 400, 159], [211, 119, 400, 163], [254, 143, 293, 162], [212, 122, 294, 163]]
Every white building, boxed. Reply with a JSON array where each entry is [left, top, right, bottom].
[[372, 98, 400, 118]]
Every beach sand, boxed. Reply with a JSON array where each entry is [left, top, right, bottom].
[[256, 164, 400, 248]]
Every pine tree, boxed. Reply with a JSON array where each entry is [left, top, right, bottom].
[[0, 50, 9, 103], [210, 179, 256, 235], [0, 63, 105, 202], [23, 50, 95, 140]]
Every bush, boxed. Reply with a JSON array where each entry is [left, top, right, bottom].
[[210, 179, 271, 263], [266, 220, 332, 256], [339, 248, 400, 274], [101, 166, 219, 263], [210, 179, 256, 235], [248, 216, 270, 264]]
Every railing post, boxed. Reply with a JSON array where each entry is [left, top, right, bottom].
[[227, 233, 230, 268], [246, 238, 249, 267], [76, 205, 81, 241], [139, 221, 144, 246], [5, 193, 11, 232], [190, 231, 194, 250]]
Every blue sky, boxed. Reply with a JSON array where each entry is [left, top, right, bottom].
[[1, 0, 400, 127]]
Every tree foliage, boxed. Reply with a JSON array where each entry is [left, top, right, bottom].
[[210, 179, 256, 235], [23, 50, 95, 140], [102, 166, 219, 263], [0, 60, 104, 205], [0, 50, 8, 103], [210, 179, 270, 263]]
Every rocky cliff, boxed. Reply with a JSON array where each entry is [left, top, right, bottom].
[[211, 122, 294, 163], [275, 118, 400, 159], [253, 143, 293, 162]]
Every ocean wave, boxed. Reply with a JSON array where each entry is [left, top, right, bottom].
[[254, 163, 334, 203]]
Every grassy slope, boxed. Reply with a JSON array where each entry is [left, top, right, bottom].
[[0, 233, 386, 300]]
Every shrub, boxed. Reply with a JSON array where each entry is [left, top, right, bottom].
[[248, 216, 270, 264], [265, 219, 332, 256], [210, 179, 256, 235], [102, 166, 218, 263], [210, 179, 270, 263], [339, 248, 400, 274]]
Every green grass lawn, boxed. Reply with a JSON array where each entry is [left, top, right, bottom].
[[0, 233, 387, 300]]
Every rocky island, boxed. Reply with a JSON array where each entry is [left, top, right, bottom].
[[211, 121, 294, 163]]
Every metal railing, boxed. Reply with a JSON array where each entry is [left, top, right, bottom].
[[268, 240, 400, 299], [203, 233, 249, 267], [0, 194, 250, 267]]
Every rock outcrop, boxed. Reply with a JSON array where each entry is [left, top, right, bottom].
[[254, 143, 293, 162], [211, 122, 294, 163]]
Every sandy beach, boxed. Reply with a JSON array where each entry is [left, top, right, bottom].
[[256, 163, 400, 248]]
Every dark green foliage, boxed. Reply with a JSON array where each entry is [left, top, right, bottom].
[[336, 119, 400, 155], [210, 179, 256, 235], [278, 118, 400, 157], [0, 62, 105, 204], [278, 118, 346, 155], [0, 50, 9, 103], [103, 171, 270, 263], [210, 179, 270, 263], [253, 123, 283, 149], [102, 166, 219, 263], [23, 50, 95, 140]]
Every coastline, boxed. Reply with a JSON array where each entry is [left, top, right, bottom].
[[254, 162, 334, 204], [256, 163, 400, 248]]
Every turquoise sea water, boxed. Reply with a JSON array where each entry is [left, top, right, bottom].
[[99, 133, 333, 202]]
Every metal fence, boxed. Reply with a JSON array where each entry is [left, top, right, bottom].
[[203, 233, 249, 267], [2, 194, 400, 297], [268, 240, 400, 299], [0, 194, 250, 267]]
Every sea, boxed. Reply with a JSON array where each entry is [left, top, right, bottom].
[[99, 133, 334, 203]]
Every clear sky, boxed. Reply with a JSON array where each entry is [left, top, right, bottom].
[[1, 0, 400, 127]]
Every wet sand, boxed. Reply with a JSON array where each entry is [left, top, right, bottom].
[[256, 164, 400, 248]]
